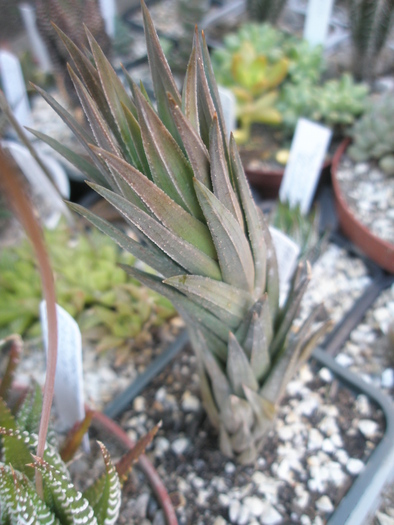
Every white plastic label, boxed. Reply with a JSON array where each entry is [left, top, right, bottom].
[[279, 118, 332, 215], [218, 85, 236, 138], [303, 0, 335, 47], [0, 50, 31, 130], [99, 0, 116, 38], [40, 301, 89, 450], [269, 227, 300, 307]]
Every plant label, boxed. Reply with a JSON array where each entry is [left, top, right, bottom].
[[269, 227, 300, 306], [218, 85, 236, 138], [98, 0, 116, 38], [303, 0, 335, 47], [279, 118, 332, 215], [40, 301, 89, 451], [0, 50, 32, 130], [19, 4, 52, 72]]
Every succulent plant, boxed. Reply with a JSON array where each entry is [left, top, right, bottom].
[[348, 93, 394, 176], [0, 221, 175, 351], [349, 0, 394, 80], [278, 73, 369, 134], [0, 335, 158, 524], [35, 1, 329, 464]]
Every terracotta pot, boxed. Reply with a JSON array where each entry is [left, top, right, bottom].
[[331, 139, 394, 274]]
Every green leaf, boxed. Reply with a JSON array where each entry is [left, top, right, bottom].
[[26, 128, 108, 187], [89, 442, 121, 525], [243, 297, 272, 382], [0, 336, 22, 402], [59, 410, 94, 463], [86, 28, 141, 168], [89, 183, 222, 280], [90, 147, 217, 259], [168, 92, 211, 188], [119, 266, 229, 341], [16, 382, 42, 435], [209, 115, 244, 227], [194, 178, 255, 291], [182, 44, 199, 134], [133, 87, 203, 220], [164, 275, 252, 329], [229, 134, 267, 298], [0, 465, 60, 525], [141, 0, 182, 142], [67, 202, 184, 278], [121, 102, 152, 177], [31, 455, 98, 525], [226, 333, 258, 397]]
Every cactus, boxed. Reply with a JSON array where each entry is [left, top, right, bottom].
[[348, 92, 394, 176], [246, 0, 288, 24], [349, 0, 394, 81]]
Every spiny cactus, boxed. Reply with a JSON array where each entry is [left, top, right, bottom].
[[35, 1, 330, 464], [348, 93, 394, 176]]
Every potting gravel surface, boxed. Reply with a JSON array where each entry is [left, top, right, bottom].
[[14, 238, 394, 524]]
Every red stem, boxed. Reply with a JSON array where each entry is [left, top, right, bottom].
[[92, 410, 178, 525], [0, 147, 58, 496]]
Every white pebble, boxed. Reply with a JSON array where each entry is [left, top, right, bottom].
[[133, 396, 146, 412], [355, 394, 371, 416], [319, 367, 333, 382], [181, 390, 201, 411], [171, 437, 190, 455], [225, 462, 236, 474], [346, 458, 365, 475], [229, 500, 241, 523], [335, 353, 353, 367], [154, 437, 170, 458], [382, 369, 394, 389], [308, 429, 324, 450], [358, 419, 379, 439], [260, 505, 283, 525], [315, 495, 334, 513], [214, 518, 228, 525], [243, 496, 265, 517]]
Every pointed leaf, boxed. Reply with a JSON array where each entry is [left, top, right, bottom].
[[31, 455, 98, 525], [229, 134, 267, 298], [141, 0, 182, 142], [90, 183, 222, 280], [262, 221, 280, 320], [168, 93, 210, 187], [89, 442, 121, 525], [194, 178, 255, 291], [120, 265, 229, 341], [27, 128, 108, 186], [182, 44, 199, 134], [91, 147, 216, 259], [133, 87, 202, 219], [121, 102, 152, 177], [16, 382, 42, 435], [116, 424, 160, 481], [86, 28, 141, 167], [0, 335, 22, 402], [164, 275, 252, 329], [226, 333, 258, 397], [209, 115, 244, 226], [59, 410, 94, 463], [67, 202, 184, 277]]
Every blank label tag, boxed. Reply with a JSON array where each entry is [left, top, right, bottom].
[[0, 50, 31, 129], [40, 301, 88, 450], [303, 0, 335, 47], [270, 227, 300, 306], [279, 118, 332, 215]]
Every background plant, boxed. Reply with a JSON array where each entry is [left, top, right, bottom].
[[34, 2, 330, 464], [212, 23, 368, 142], [348, 0, 394, 81], [348, 92, 394, 176], [0, 335, 158, 524], [0, 221, 175, 353], [246, 0, 288, 24]]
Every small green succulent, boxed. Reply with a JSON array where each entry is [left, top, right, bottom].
[[0, 222, 175, 351], [0, 336, 158, 525], [278, 74, 369, 133], [348, 93, 394, 177]]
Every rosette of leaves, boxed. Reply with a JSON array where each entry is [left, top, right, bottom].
[[33, 1, 330, 464], [0, 335, 158, 524], [0, 222, 175, 352], [348, 93, 394, 177]]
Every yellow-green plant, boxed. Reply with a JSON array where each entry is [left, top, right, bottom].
[[0, 222, 175, 351], [34, 1, 329, 464]]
